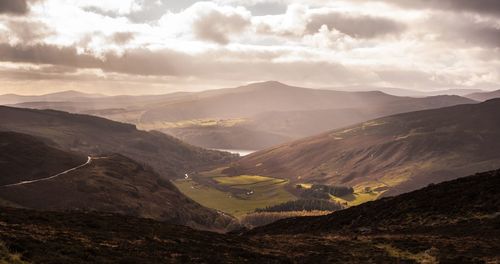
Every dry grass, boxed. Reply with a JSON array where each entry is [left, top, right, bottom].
[[241, 211, 332, 229], [0, 242, 29, 264]]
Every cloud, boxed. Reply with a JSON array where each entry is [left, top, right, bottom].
[[190, 3, 251, 44], [306, 12, 405, 38], [424, 14, 500, 48], [0, 43, 101, 68], [0, 0, 499, 93], [111, 32, 135, 45], [0, 0, 28, 15], [0, 42, 363, 85], [5, 20, 53, 43], [369, 0, 500, 16], [254, 5, 405, 39]]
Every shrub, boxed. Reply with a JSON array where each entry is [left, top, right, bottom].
[[301, 184, 354, 199], [256, 199, 343, 213], [0, 241, 30, 264]]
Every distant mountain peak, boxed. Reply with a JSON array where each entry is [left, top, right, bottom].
[[44, 90, 103, 98], [244, 81, 292, 90]]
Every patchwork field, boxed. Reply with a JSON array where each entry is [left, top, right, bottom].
[[174, 167, 389, 216], [174, 172, 296, 217]]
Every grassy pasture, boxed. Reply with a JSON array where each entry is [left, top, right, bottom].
[[174, 174, 295, 217]]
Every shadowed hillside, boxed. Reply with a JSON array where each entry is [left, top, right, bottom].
[[0, 132, 236, 231], [0, 169, 499, 263], [0, 106, 235, 180], [229, 99, 500, 199], [0, 132, 87, 186], [251, 169, 500, 235]]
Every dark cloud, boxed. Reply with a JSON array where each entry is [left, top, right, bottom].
[[306, 13, 405, 38], [6, 20, 53, 43], [0, 0, 28, 15], [369, 0, 500, 16], [424, 14, 500, 48], [461, 24, 500, 48], [0, 43, 184, 76], [0, 43, 101, 68], [193, 10, 250, 44], [0, 42, 363, 85]]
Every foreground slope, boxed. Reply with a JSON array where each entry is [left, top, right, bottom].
[[0, 132, 235, 230], [0, 106, 235, 179], [252, 169, 500, 235], [1, 169, 499, 263], [230, 99, 500, 198]]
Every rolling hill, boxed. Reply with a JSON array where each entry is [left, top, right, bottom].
[[0, 90, 104, 105], [10, 81, 476, 150], [0, 132, 236, 231], [1, 169, 498, 263], [0, 106, 235, 180], [251, 169, 500, 235], [0, 132, 87, 186], [227, 99, 500, 201], [466, 89, 500, 101]]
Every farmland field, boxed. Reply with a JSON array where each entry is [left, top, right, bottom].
[[174, 173, 295, 217]]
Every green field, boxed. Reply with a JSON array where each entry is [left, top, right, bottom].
[[174, 174, 296, 217], [213, 175, 285, 185]]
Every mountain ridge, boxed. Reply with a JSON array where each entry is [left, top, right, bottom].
[[0, 131, 236, 231], [228, 99, 500, 200]]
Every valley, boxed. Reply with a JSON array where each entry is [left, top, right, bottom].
[[10, 81, 477, 150], [1, 169, 498, 263], [1, 90, 499, 262], [174, 170, 295, 217], [0, 131, 236, 231], [2, 1, 500, 262]]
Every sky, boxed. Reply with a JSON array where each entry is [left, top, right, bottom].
[[0, 0, 499, 95]]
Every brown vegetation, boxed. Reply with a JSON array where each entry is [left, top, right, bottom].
[[241, 210, 331, 229], [0, 168, 499, 263], [231, 99, 500, 197], [0, 106, 235, 179], [0, 132, 237, 231]]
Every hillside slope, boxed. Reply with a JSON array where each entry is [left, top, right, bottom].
[[11, 81, 476, 150], [0, 90, 103, 105], [0, 106, 235, 179], [466, 90, 500, 101], [251, 169, 500, 235], [0, 132, 87, 186], [0, 132, 235, 231], [230, 99, 500, 197], [1, 169, 499, 263], [140, 82, 475, 147]]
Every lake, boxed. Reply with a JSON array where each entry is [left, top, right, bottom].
[[214, 149, 256, 156]]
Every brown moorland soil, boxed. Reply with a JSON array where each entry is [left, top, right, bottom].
[[1, 169, 499, 263]]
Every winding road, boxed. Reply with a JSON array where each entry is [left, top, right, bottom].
[[1, 156, 92, 187]]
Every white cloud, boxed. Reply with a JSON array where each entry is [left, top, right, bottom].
[[0, 0, 498, 94]]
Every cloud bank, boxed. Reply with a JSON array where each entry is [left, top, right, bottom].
[[0, 0, 498, 95]]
